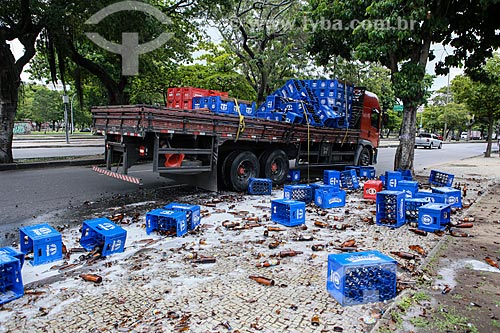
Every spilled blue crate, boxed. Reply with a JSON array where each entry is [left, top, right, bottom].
[[0, 254, 24, 305], [327, 250, 397, 306], [19, 223, 62, 266], [376, 191, 406, 228], [248, 178, 273, 195], [414, 191, 447, 204], [431, 187, 462, 208], [397, 169, 413, 181], [163, 203, 201, 230], [385, 171, 403, 190], [314, 186, 346, 209], [404, 198, 429, 223], [146, 209, 188, 237], [340, 170, 360, 190], [324, 170, 341, 186], [360, 166, 376, 179], [287, 169, 301, 183], [418, 203, 451, 232], [396, 180, 419, 198], [345, 166, 360, 176], [284, 184, 313, 203], [429, 170, 454, 187], [271, 199, 306, 227], [80, 218, 127, 257], [0, 247, 24, 269]]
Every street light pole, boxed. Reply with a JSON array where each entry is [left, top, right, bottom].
[[70, 93, 77, 134], [62, 95, 70, 144]]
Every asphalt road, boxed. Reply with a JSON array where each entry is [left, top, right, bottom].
[[376, 142, 487, 174], [0, 142, 488, 246]]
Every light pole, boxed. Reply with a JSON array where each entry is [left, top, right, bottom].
[[70, 93, 77, 134], [62, 95, 70, 144]]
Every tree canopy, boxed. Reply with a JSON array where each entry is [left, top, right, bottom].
[[307, 0, 500, 169]]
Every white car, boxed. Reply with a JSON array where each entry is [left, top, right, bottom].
[[415, 133, 443, 149]]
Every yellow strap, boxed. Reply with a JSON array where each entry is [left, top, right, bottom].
[[234, 99, 245, 141]]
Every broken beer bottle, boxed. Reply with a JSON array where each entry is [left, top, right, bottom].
[[249, 275, 275, 286], [390, 251, 418, 260], [79, 273, 103, 283], [278, 250, 303, 258]]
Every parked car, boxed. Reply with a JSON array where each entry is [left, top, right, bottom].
[[415, 133, 443, 149], [80, 128, 91, 132]]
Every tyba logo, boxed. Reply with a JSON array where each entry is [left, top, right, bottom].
[[85, 1, 173, 76]]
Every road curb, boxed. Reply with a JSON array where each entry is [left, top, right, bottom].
[[0, 158, 104, 171], [13, 144, 104, 149]]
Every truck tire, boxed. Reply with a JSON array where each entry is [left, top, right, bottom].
[[358, 147, 371, 166], [260, 149, 289, 184], [219, 151, 240, 189], [225, 151, 260, 192]]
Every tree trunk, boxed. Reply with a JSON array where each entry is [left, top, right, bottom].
[[394, 105, 417, 170], [0, 41, 21, 164], [484, 115, 494, 157]]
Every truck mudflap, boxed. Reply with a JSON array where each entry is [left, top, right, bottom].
[[92, 166, 143, 185]]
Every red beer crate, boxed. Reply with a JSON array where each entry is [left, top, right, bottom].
[[364, 180, 383, 200]]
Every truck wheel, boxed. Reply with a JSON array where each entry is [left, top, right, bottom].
[[358, 147, 371, 166], [226, 151, 259, 192], [219, 151, 240, 189], [260, 149, 289, 184]]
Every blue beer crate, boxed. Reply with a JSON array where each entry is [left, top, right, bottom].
[[19, 223, 62, 266], [208, 96, 234, 114], [418, 203, 451, 232], [146, 209, 188, 237], [429, 170, 454, 187], [432, 187, 462, 208], [287, 169, 301, 183], [324, 170, 341, 186], [256, 112, 273, 120], [310, 183, 322, 198], [0, 254, 24, 305], [247, 178, 273, 195], [414, 191, 447, 204], [163, 203, 201, 230], [236, 102, 256, 117], [396, 180, 419, 198], [283, 102, 304, 115], [271, 199, 306, 227], [284, 184, 313, 203], [360, 166, 376, 179], [315, 186, 346, 209], [385, 171, 403, 190], [404, 198, 429, 223], [340, 170, 360, 190], [327, 250, 397, 306], [345, 166, 361, 176], [285, 112, 303, 124], [397, 169, 413, 181], [264, 96, 286, 111], [80, 218, 127, 257], [192, 97, 208, 109], [376, 191, 406, 228], [272, 112, 284, 122], [0, 247, 25, 268]]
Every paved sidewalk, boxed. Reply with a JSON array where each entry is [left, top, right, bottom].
[[1, 156, 499, 333]]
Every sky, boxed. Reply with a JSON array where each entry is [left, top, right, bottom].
[[9, 37, 461, 93]]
